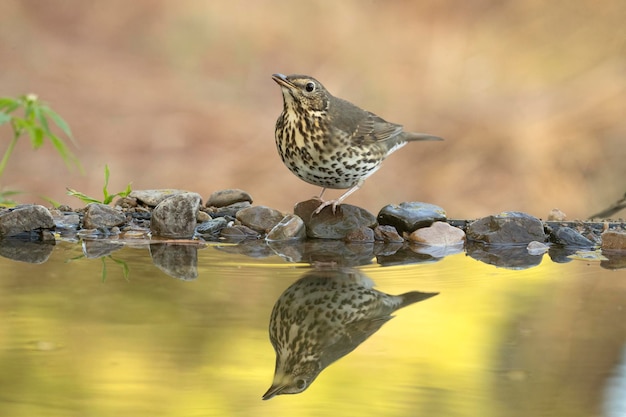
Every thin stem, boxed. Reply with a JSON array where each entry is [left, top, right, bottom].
[[0, 130, 20, 180]]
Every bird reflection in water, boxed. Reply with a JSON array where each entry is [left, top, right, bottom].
[[263, 268, 438, 400]]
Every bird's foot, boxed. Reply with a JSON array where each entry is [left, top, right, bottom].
[[313, 199, 340, 215]]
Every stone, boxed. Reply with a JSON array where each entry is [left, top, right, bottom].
[[196, 211, 211, 223], [373, 225, 404, 243], [130, 189, 191, 207], [196, 217, 229, 237], [209, 201, 252, 218], [527, 241, 550, 255], [236, 206, 285, 234], [150, 192, 202, 238], [220, 225, 261, 240], [378, 202, 447, 233], [0, 205, 54, 237], [266, 214, 306, 241], [50, 210, 80, 231], [601, 230, 626, 251], [83, 203, 127, 230], [466, 211, 545, 245], [547, 208, 567, 221], [206, 189, 253, 208], [294, 199, 377, 239], [409, 221, 465, 246], [550, 226, 595, 247], [345, 226, 375, 243]]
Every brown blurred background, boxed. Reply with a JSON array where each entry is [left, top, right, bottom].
[[0, 0, 624, 219]]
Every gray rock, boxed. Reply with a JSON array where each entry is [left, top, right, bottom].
[[602, 230, 626, 251], [196, 217, 229, 237], [130, 189, 191, 207], [345, 226, 375, 243], [294, 199, 378, 239], [266, 214, 306, 241], [236, 206, 285, 234], [50, 209, 80, 231], [466, 211, 545, 245], [206, 189, 253, 208], [220, 225, 261, 241], [83, 203, 127, 230], [373, 225, 404, 243], [551, 226, 595, 247], [209, 201, 252, 218], [409, 221, 466, 246], [378, 202, 447, 233], [150, 192, 202, 238], [0, 205, 54, 237]]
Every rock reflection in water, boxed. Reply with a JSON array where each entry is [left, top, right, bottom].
[[263, 268, 438, 400]]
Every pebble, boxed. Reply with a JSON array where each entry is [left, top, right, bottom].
[[550, 226, 595, 247], [466, 211, 546, 245], [196, 217, 229, 237], [378, 202, 447, 233], [266, 214, 306, 241], [150, 192, 202, 238], [130, 189, 191, 207], [83, 203, 127, 230], [409, 221, 466, 246], [206, 189, 253, 208], [345, 226, 375, 243], [373, 225, 404, 243], [294, 199, 377, 239], [527, 241, 550, 255], [601, 230, 626, 251], [547, 208, 567, 221], [236, 206, 285, 233], [0, 205, 55, 238]]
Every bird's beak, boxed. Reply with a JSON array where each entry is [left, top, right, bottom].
[[272, 73, 295, 90], [262, 383, 286, 400]]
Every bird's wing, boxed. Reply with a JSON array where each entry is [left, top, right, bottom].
[[351, 112, 404, 145]]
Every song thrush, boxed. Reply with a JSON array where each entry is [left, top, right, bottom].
[[262, 268, 438, 399], [272, 73, 443, 214]]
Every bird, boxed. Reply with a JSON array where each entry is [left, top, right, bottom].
[[272, 73, 443, 214], [262, 268, 438, 400]]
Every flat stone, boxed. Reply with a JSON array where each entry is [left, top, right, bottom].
[[209, 201, 252, 218], [83, 203, 127, 229], [345, 226, 375, 243], [378, 202, 447, 233], [266, 214, 306, 241], [466, 211, 546, 245], [294, 199, 377, 239], [0, 205, 54, 237], [409, 221, 465, 246], [196, 217, 229, 237], [550, 226, 596, 247], [130, 189, 191, 207], [150, 192, 202, 238], [236, 206, 285, 234], [602, 230, 626, 251], [206, 189, 253, 208]]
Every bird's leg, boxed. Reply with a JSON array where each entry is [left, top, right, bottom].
[[313, 188, 327, 201], [313, 180, 363, 215]]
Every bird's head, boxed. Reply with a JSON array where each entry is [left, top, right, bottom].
[[262, 359, 321, 400], [272, 73, 330, 113]]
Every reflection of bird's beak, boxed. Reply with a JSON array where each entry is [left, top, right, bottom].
[[272, 73, 295, 90], [262, 382, 285, 400]]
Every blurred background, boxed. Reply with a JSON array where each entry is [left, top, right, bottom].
[[0, 0, 624, 219]]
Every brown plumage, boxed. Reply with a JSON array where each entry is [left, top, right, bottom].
[[262, 268, 438, 400], [272, 73, 443, 213]]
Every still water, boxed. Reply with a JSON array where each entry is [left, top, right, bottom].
[[1, 237, 625, 417]]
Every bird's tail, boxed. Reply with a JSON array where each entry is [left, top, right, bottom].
[[403, 132, 444, 142], [398, 291, 439, 309]]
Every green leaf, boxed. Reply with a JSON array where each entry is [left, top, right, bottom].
[[48, 132, 80, 170], [102, 164, 111, 201], [40, 105, 75, 144], [66, 187, 102, 204], [0, 111, 11, 126], [26, 124, 45, 149], [0, 98, 19, 112], [32, 105, 52, 137]]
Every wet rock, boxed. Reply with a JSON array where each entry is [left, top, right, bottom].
[[220, 225, 261, 241], [266, 214, 306, 241], [50, 209, 80, 231], [527, 241, 550, 255], [83, 203, 127, 230], [150, 192, 202, 239], [196, 211, 211, 223], [236, 206, 285, 234], [196, 217, 229, 237], [601, 230, 626, 251], [373, 225, 404, 243], [378, 202, 446, 233], [550, 226, 596, 247], [206, 189, 253, 208], [547, 208, 567, 221], [209, 201, 252, 218], [466, 211, 545, 245], [0, 205, 54, 238], [345, 226, 375, 243], [294, 199, 377, 239], [130, 189, 191, 207], [409, 221, 465, 246], [150, 243, 198, 280], [114, 196, 138, 209]]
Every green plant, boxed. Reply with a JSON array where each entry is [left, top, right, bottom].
[[0, 94, 81, 204], [67, 164, 132, 205]]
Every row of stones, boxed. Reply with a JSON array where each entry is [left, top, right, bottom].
[[1, 189, 625, 251]]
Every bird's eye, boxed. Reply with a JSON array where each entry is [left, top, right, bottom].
[[295, 379, 307, 390], [305, 82, 315, 92]]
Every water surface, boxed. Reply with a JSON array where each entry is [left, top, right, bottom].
[[1, 238, 625, 417]]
